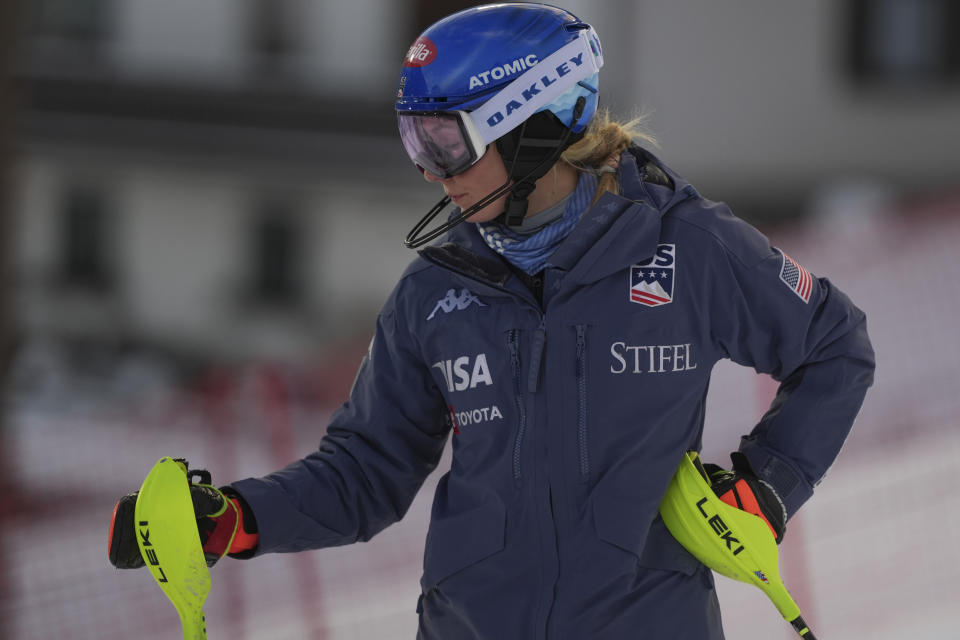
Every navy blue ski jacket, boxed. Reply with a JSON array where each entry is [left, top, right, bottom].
[[232, 146, 874, 639]]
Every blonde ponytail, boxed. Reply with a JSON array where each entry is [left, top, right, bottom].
[[562, 109, 656, 205]]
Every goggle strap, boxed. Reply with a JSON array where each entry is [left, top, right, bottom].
[[500, 119, 536, 227], [469, 28, 601, 146]]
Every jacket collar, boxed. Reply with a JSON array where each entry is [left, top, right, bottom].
[[420, 145, 699, 289], [551, 146, 698, 285]]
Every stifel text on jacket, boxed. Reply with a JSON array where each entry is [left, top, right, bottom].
[[609, 341, 699, 374]]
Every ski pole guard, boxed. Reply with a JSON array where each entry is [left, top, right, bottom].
[[134, 457, 211, 640], [659, 452, 817, 639]]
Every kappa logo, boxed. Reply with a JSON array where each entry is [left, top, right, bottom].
[[630, 244, 675, 307], [427, 288, 487, 320]]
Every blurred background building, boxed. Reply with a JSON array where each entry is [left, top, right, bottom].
[[2, 1, 959, 639]]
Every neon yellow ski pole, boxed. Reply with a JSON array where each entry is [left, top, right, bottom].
[[660, 452, 817, 639], [134, 457, 211, 640]]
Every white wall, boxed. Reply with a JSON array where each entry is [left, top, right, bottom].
[[11, 149, 438, 360], [108, 0, 404, 95], [110, 0, 248, 84], [295, 0, 407, 96], [119, 169, 243, 345], [79, 0, 960, 192], [630, 0, 960, 193]]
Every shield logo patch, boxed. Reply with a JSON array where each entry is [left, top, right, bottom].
[[630, 244, 675, 307]]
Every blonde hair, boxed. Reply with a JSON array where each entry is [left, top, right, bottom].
[[562, 109, 656, 205]]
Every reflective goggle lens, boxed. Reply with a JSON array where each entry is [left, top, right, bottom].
[[397, 112, 481, 178]]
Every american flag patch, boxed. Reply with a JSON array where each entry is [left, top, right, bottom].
[[778, 249, 812, 303]]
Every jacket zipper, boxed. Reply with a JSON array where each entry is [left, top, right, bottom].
[[508, 329, 526, 484], [576, 324, 590, 481], [528, 319, 547, 393], [510, 319, 547, 483]]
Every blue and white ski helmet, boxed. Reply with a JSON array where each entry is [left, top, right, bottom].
[[396, 3, 603, 141]]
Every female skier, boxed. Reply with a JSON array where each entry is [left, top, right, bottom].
[[109, 4, 874, 638]]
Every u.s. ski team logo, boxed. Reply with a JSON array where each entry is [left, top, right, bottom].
[[630, 244, 675, 307]]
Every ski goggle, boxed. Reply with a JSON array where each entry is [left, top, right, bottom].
[[397, 110, 487, 179]]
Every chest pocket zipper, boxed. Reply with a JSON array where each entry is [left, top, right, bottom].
[[576, 324, 590, 481], [508, 329, 526, 484]]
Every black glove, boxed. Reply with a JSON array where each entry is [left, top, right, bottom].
[[108, 464, 258, 569], [704, 452, 787, 544]]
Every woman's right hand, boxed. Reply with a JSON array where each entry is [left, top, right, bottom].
[[108, 465, 258, 569]]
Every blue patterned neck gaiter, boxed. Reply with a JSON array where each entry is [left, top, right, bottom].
[[478, 172, 597, 275]]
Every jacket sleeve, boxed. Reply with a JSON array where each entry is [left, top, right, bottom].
[[697, 210, 875, 518], [230, 303, 450, 555]]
